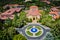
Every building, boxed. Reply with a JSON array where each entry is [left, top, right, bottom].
[[25, 0, 31, 2], [26, 6, 41, 23], [3, 4, 25, 9], [49, 7, 60, 19], [3, 4, 19, 9], [0, 8, 22, 20]]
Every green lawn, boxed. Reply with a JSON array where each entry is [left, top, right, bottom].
[[27, 26, 32, 30], [26, 31, 33, 36], [36, 26, 41, 30], [35, 31, 42, 36]]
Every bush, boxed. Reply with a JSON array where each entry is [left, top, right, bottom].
[[12, 11, 27, 27], [51, 1, 60, 6], [44, 32, 54, 40], [0, 27, 16, 40], [13, 34, 27, 40], [51, 20, 60, 40]]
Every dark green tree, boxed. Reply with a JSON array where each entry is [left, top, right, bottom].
[[0, 27, 16, 40], [12, 11, 27, 27], [3, 18, 12, 28], [44, 32, 54, 40], [51, 20, 60, 40]]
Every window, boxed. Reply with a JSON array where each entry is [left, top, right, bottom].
[[33, 17, 35, 20]]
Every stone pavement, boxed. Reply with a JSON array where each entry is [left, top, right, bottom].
[[15, 23, 50, 40]]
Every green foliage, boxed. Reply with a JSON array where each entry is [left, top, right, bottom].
[[0, 27, 16, 40], [0, 7, 4, 12], [0, 11, 27, 40], [3, 11, 26, 28], [44, 32, 54, 40], [51, 1, 60, 6], [25, 2, 35, 7], [25, 18, 32, 23], [12, 14, 19, 27], [16, 11, 26, 27], [50, 20, 60, 40], [13, 34, 27, 40], [0, 20, 3, 30], [32, 0, 40, 2], [35, 2, 47, 7], [4, 18, 12, 28], [0, 1, 60, 40], [12, 11, 27, 27], [39, 10, 52, 27], [40, 10, 60, 40], [40, 15, 52, 26]]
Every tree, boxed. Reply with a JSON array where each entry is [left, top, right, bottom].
[[0, 19, 3, 30], [44, 32, 54, 40], [12, 13, 19, 27], [0, 27, 16, 40], [39, 10, 60, 40], [12, 11, 27, 27], [16, 11, 27, 27], [3, 18, 12, 28], [51, 20, 60, 40], [39, 10, 52, 26], [13, 34, 27, 40]]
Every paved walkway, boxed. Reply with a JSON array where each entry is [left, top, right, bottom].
[[32, 20, 37, 23], [15, 23, 50, 40]]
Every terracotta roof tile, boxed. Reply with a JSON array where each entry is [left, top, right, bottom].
[[0, 8, 21, 20], [27, 6, 41, 16], [49, 11, 60, 19]]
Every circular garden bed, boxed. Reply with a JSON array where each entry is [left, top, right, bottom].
[[25, 25, 43, 37]]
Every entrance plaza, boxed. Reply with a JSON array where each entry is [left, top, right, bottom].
[[14, 6, 50, 40], [15, 6, 51, 40], [15, 23, 50, 40]]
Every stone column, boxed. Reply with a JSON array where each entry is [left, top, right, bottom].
[[32, 17, 33, 22]]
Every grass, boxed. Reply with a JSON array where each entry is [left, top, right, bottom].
[[35, 31, 42, 36], [27, 26, 32, 30], [26, 31, 33, 36], [36, 26, 41, 30]]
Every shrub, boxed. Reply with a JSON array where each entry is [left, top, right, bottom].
[[13, 34, 27, 40], [44, 32, 54, 40]]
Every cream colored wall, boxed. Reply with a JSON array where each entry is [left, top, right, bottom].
[[27, 15, 40, 23]]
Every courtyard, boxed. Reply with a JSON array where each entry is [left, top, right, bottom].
[[0, 0, 60, 40]]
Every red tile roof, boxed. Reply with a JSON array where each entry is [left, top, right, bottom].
[[26, 6, 41, 16], [51, 7, 59, 12], [50, 7, 60, 19], [49, 11, 60, 19], [0, 8, 21, 20]]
